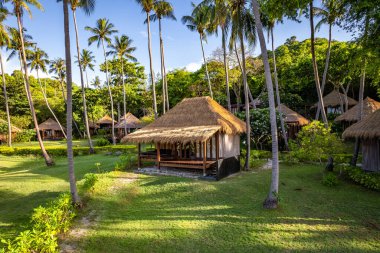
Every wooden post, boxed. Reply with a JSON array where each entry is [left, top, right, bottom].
[[179, 143, 182, 159], [156, 142, 161, 170], [209, 137, 213, 160], [194, 142, 197, 159], [203, 140, 207, 176], [216, 132, 219, 160], [138, 143, 141, 169]]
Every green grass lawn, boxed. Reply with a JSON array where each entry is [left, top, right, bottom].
[[10, 139, 95, 147]]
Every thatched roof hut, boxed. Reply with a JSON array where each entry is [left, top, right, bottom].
[[343, 109, 380, 172], [335, 97, 380, 123], [123, 96, 246, 144], [312, 90, 357, 108], [39, 118, 65, 131], [0, 119, 22, 133], [97, 115, 115, 125], [38, 118, 65, 140], [277, 104, 309, 126], [115, 113, 141, 129]]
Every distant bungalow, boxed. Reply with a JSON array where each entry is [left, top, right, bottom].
[[312, 90, 357, 114], [115, 112, 142, 137], [88, 121, 100, 135], [97, 115, 116, 131], [0, 119, 21, 144], [343, 109, 380, 172], [38, 118, 66, 140], [122, 96, 246, 180], [277, 104, 310, 139]]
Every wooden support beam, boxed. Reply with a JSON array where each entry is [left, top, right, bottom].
[[209, 137, 213, 159], [216, 132, 220, 160], [138, 143, 141, 169], [194, 142, 197, 158], [156, 142, 161, 170], [203, 141, 207, 176]]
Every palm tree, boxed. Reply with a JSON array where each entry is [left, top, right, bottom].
[[107, 35, 137, 136], [28, 46, 67, 139], [314, 0, 344, 120], [62, 0, 81, 205], [135, 0, 158, 118], [0, 6, 12, 147], [251, 0, 280, 209], [182, 2, 213, 99], [150, 0, 176, 113], [6, 0, 54, 166], [91, 75, 101, 88], [69, 0, 95, 153], [76, 49, 95, 88], [49, 58, 67, 101], [229, 0, 256, 170], [85, 18, 118, 144], [309, 0, 328, 128]]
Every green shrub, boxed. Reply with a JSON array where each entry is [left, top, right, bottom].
[[14, 129, 36, 143], [322, 172, 339, 187], [343, 165, 380, 191], [1, 193, 76, 253], [96, 138, 110, 147], [114, 153, 137, 171], [82, 173, 98, 191]]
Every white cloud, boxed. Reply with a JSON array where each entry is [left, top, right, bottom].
[[185, 61, 202, 72]]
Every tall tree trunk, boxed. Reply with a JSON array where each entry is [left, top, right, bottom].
[[85, 69, 89, 88], [16, 11, 54, 166], [271, 28, 289, 151], [239, 31, 250, 171], [252, 0, 279, 209], [146, 13, 158, 119], [199, 33, 213, 98], [59, 79, 67, 102], [101, 38, 116, 145], [121, 58, 127, 136], [63, 0, 81, 205], [1, 52, 12, 147], [222, 27, 231, 111], [37, 69, 67, 139], [234, 42, 255, 105], [163, 54, 169, 110], [309, 1, 328, 128], [316, 23, 332, 120], [158, 18, 166, 114], [72, 9, 94, 153]]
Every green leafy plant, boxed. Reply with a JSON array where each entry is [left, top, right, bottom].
[[343, 165, 380, 191], [14, 130, 36, 143], [82, 173, 99, 192], [322, 172, 339, 187], [96, 138, 110, 147]]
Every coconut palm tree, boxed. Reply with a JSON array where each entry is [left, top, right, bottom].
[[309, 0, 328, 128], [28, 46, 67, 139], [6, 0, 54, 166], [150, 0, 176, 113], [0, 6, 11, 147], [135, 0, 158, 118], [182, 3, 213, 99], [91, 75, 101, 88], [49, 58, 67, 101], [229, 0, 256, 170], [85, 18, 118, 144], [251, 0, 280, 209], [69, 0, 96, 153], [76, 49, 95, 88], [314, 0, 344, 120], [61, 0, 81, 205], [107, 35, 137, 135]]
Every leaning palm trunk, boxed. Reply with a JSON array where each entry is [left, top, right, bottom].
[[146, 13, 158, 119], [63, 0, 81, 205], [271, 28, 289, 150], [158, 18, 166, 114], [163, 53, 169, 110], [234, 42, 255, 105], [101, 38, 116, 145], [0, 52, 12, 147], [309, 1, 328, 128], [316, 23, 332, 120], [252, 0, 279, 209], [121, 58, 127, 136], [199, 33, 213, 99], [16, 11, 54, 166], [239, 32, 250, 171], [222, 27, 231, 112], [73, 9, 94, 153], [37, 69, 67, 139]]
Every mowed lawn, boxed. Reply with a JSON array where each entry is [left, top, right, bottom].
[[78, 165, 380, 253], [0, 154, 120, 241]]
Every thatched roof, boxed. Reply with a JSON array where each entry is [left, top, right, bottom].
[[38, 118, 65, 131], [122, 96, 246, 144], [115, 113, 141, 129], [97, 115, 116, 124], [335, 97, 380, 122], [0, 119, 22, 132], [312, 90, 357, 108], [89, 121, 100, 129], [277, 104, 310, 126], [343, 109, 380, 139]]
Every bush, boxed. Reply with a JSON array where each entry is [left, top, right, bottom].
[[96, 138, 110, 147], [343, 165, 380, 191], [82, 173, 98, 191], [1, 193, 76, 253], [322, 172, 339, 187], [14, 129, 36, 143], [114, 153, 137, 171]]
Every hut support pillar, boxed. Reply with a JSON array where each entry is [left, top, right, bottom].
[[216, 132, 219, 160], [209, 137, 212, 160], [138, 143, 141, 169], [156, 142, 161, 170], [203, 140, 207, 176]]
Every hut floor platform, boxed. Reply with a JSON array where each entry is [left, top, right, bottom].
[[134, 167, 214, 179]]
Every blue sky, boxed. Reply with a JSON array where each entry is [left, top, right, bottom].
[[2, 0, 353, 85]]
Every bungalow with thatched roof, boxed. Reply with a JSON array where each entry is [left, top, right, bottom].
[[97, 115, 116, 131], [122, 96, 246, 179], [343, 109, 380, 172], [277, 104, 310, 139], [0, 119, 21, 144], [312, 90, 357, 114], [115, 112, 142, 137], [335, 97, 380, 127], [38, 118, 66, 140], [88, 121, 100, 135]]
